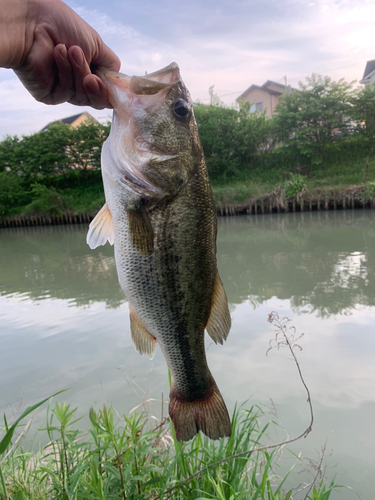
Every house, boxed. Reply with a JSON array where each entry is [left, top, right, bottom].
[[237, 81, 297, 118], [41, 111, 98, 132], [359, 60, 375, 86]]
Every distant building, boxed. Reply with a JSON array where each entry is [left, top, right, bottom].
[[237, 80, 297, 118], [41, 112, 98, 132], [359, 60, 375, 86]]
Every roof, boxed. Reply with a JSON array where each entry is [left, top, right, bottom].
[[362, 60, 375, 80], [41, 112, 95, 132], [360, 60, 375, 84], [238, 80, 298, 100]]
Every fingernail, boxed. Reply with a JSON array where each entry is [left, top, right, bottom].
[[58, 44, 67, 58], [71, 48, 83, 66], [86, 77, 100, 94]]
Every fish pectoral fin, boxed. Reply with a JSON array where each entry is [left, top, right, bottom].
[[86, 203, 115, 249], [206, 273, 231, 345], [128, 205, 154, 256], [130, 310, 157, 359]]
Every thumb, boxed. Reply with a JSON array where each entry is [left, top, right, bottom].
[[91, 40, 121, 72]]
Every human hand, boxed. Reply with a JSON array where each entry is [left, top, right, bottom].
[[11, 0, 121, 109]]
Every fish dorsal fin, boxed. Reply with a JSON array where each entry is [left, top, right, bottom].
[[130, 310, 157, 359], [127, 205, 154, 256], [86, 203, 115, 249], [206, 273, 231, 345]]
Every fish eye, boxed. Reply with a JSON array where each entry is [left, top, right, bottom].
[[173, 98, 190, 119]]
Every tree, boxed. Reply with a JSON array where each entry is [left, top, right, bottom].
[[194, 103, 241, 180], [274, 74, 354, 166], [351, 83, 375, 150], [0, 123, 71, 181], [0, 120, 110, 182], [0, 135, 20, 173], [194, 94, 275, 181], [67, 119, 110, 172]]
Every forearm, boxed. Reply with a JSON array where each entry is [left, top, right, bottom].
[[0, 0, 35, 68]]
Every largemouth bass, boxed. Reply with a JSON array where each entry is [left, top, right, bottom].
[[87, 63, 232, 442]]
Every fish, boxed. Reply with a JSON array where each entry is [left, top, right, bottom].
[[87, 62, 232, 442]]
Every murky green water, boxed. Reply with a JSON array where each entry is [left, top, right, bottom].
[[1, 211, 374, 498]]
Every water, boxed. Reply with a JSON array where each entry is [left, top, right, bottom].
[[1, 211, 374, 498]]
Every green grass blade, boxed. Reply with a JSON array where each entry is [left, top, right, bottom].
[[0, 389, 68, 456]]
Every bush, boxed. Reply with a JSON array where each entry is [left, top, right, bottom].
[[26, 183, 67, 216], [284, 173, 307, 198], [0, 171, 28, 215], [194, 100, 275, 182]]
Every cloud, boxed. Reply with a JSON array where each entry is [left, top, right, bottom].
[[0, 0, 374, 137]]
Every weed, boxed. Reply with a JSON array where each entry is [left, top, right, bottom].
[[284, 173, 307, 199]]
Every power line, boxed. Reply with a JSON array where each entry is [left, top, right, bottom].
[[200, 60, 365, 103], [283, 61, 363, 83], [199, 90, 244, 102]]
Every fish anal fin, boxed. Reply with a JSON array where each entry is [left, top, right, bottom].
[[169, 378, 232, 442], [86, 203, 115, 249], [206, 273, 231, 345], [130, 310, 157, 359], [128, 205, 154, 256]]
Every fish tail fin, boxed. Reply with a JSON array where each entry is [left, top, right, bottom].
[[169, 379, 232, 442]]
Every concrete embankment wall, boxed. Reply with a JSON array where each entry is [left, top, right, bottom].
[[217, 195, 375, 216], [0, 196, 375, 228], [0, 212, 94, 228]]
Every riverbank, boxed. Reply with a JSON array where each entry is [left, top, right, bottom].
[[1, 183, 375, 228]]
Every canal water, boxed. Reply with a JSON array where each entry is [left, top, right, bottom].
[[0, 210, 374, 498]]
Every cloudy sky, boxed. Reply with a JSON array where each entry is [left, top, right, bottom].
[[1, 0, 374, 138]]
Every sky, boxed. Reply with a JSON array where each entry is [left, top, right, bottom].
[[1, 0, 375, 138]]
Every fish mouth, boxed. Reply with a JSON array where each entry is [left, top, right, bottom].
[[96, 63, 181, 98], [97, 64, 181, 197]]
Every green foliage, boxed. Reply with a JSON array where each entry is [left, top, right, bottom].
[[362, 181, 375, 199], [26, 183, 67, 216], [0, 391, 66, 498], [194, 104, 242, 180], [0, 171, 27, 215], [275, 74, 354, 166], [350, 83, 375, 147], [284, 173, 307, 198], [0, 402, 343, 500], [0, 136, 20, 173], [0, 120, 109, 184], [2, 78, 375, 217], [194, 100, 275, 182], [67, 119, 110, 172], [0, 120, 109, 216]]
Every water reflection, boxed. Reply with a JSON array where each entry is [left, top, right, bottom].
[[217, 211, 375, 316], [0, 224, 124, 308], [1, 212, 375, 317]]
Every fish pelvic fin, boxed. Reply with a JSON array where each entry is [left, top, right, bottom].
[[130, 310, 157, 359], [87, 203, 115, 249], [206, 273, 231, 345], [128, 205, 154, 257], [169, 379, 232, 442]]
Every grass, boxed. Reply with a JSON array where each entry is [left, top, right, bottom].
[[0, 398, 344, 500], [2, 154, 375, 220], [210, 155, 375, 208]]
